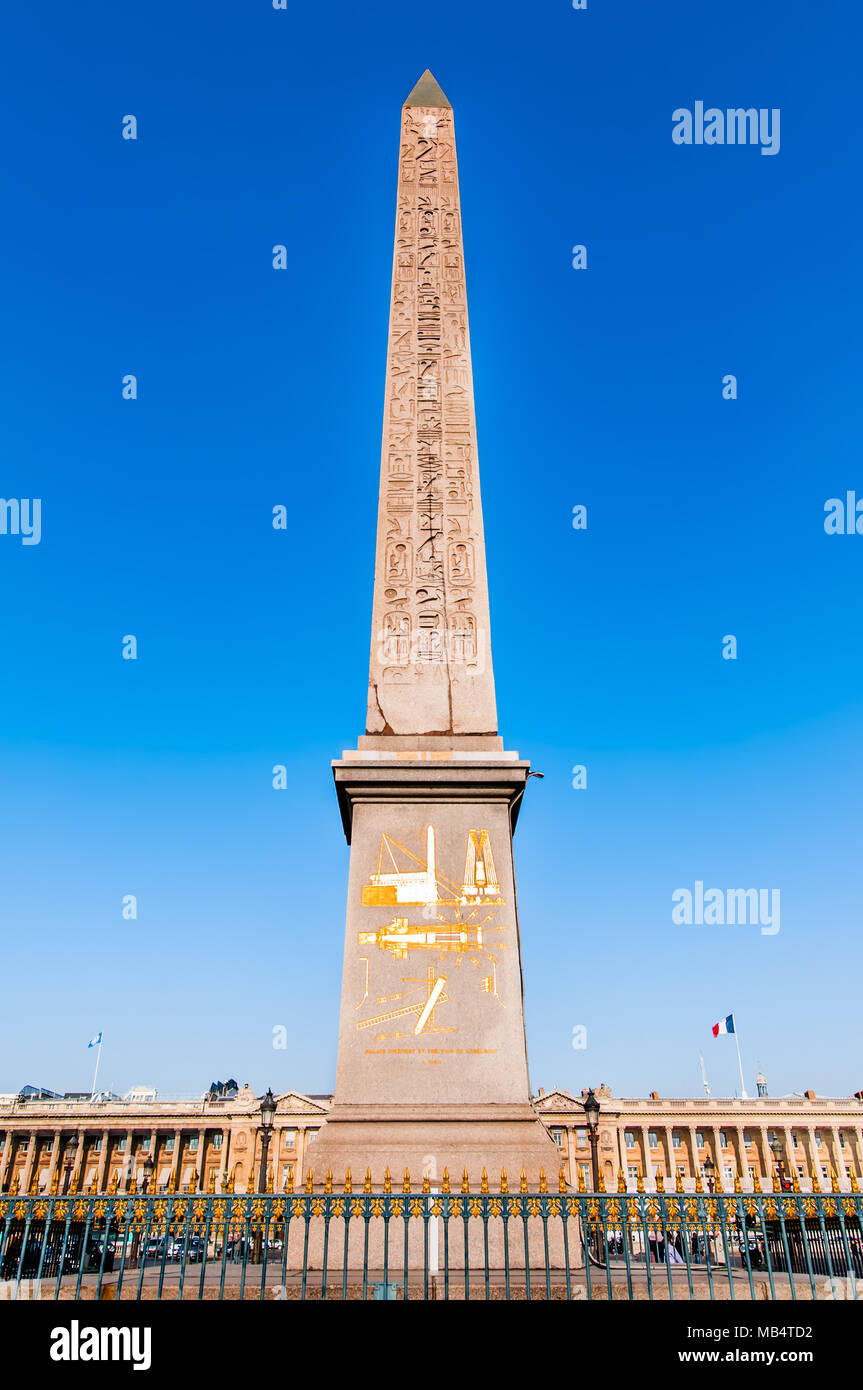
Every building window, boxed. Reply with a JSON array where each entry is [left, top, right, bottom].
[[91, 1139, 102, 1153], [672, 1133, 682, 1149], [116, 1137, 126, 1152], [189, 1137, 199, 1152], [627, 1165, 638, 1183], [140, 1136, 150, 1150], [723, 1165, 733, 1184], [165, 1137, 175, 1152], [624, 1131, 635, 1148], [792, 1134, 799, 1148], [212, 1133, 223, 1151], [648, 1132, 658, 1149], [307, 1130, 318, 1144], [821, 1166, 828, 1180], [748, 1166, 755, 1179], [550, 1128, 564, 1148], [576, 1129, 587, 1149], [815, 1134, 823, 1148], [719, 1131, 728, 1148], [695, 1131, 705, 1148], [743, 1130, 752, 1145], [282, 1130, 296, 1149], [840, 1133, 847, 1148]]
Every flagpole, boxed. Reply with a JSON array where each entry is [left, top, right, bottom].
[[90, 1036, 103, 1100], [732, 1015, 748, 1098]]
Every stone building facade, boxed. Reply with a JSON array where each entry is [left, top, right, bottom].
[[2, 1082, 860, 1194]]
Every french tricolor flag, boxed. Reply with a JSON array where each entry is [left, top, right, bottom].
[[712, 1014, 735, 1037]]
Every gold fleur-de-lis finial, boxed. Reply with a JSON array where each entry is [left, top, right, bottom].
[[246, 1169, 255, 1194], [772, 1167, 781, 1192], [70, 1167, 81, 1194], [305, 1169, 314, 1194], [49, 1168, 60, 1196], [675, 1168, 683, 1193], [500, 1168, 508, 1194], [850, 1169, 860, 1194], [109, 1170, 119, 1195], [441, 1167, 450, 1194], [480, 1168, 489, 1194], [168, 1169, 177, 1194], [519, 1167, 528, 1194], [733, 1170, 742, 1194], [422, 1172, 430, 1194], [383, 1167, 392, 1194], [461, 1168, 470, 1194], [810, 1166, 821, 1194], [207, 1169, 215, 1194], [284, 1165, 294, 1193], [344, 1167, 352, 1194], [324, 1168, 333, 1194], [791, 1167, 801, 1193], [619, 1167, 627, 1194], [830, 1165, 840, 1194], [577, 1166, 586, 1193], [364, 1168, 372, 1194], [11, 1174, 19, 1195], [128, 1175, 137, 1194], [403, 1168, 411, 1194], [752, 1169, 762, 1193], [538, 1169, 548, 1194], [266, 1167, 274, 1194]]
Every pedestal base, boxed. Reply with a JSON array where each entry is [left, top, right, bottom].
[[303, 1103, 564, 1190]]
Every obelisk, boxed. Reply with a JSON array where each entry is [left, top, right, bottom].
[[310, 72, 560, 1188]]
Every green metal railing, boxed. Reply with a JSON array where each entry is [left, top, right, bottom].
[[2, 1184, 861, 1301]]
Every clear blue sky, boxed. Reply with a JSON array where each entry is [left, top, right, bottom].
[[1, 0, 860, 1102]]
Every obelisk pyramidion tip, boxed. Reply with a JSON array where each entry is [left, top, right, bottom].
[[404, 69, 452, 109]]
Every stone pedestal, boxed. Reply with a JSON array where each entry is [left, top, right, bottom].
[[306, 745, 561, 1193]]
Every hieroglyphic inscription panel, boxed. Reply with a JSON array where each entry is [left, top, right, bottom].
[[367, 85, 497, 737]]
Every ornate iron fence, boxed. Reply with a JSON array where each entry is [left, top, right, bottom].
[[1, 1177, 861, 1301]]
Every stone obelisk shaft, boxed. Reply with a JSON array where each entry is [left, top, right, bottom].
[[367, 71, 497, 738], [310, 75, 560, 1205]]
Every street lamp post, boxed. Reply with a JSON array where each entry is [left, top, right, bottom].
[[254, 1090, 277, 1263], [133, 1157, 155, 1268], [584, 1088, 601, 1191], [703, 1154, 715, 1194], [770, 1136, 790, 1190], [583, 1089, 602, 1262], [258, 1089, 276, 1193]]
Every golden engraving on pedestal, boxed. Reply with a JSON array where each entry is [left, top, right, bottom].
[[356, 825, 507, 1039]]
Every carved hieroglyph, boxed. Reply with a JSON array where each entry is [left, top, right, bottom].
[[367, 71, 497, 737]]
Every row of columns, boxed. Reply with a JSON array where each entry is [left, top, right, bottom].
[[0, 1123, 319, 1194], [628, 1122, 863, 1191]]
